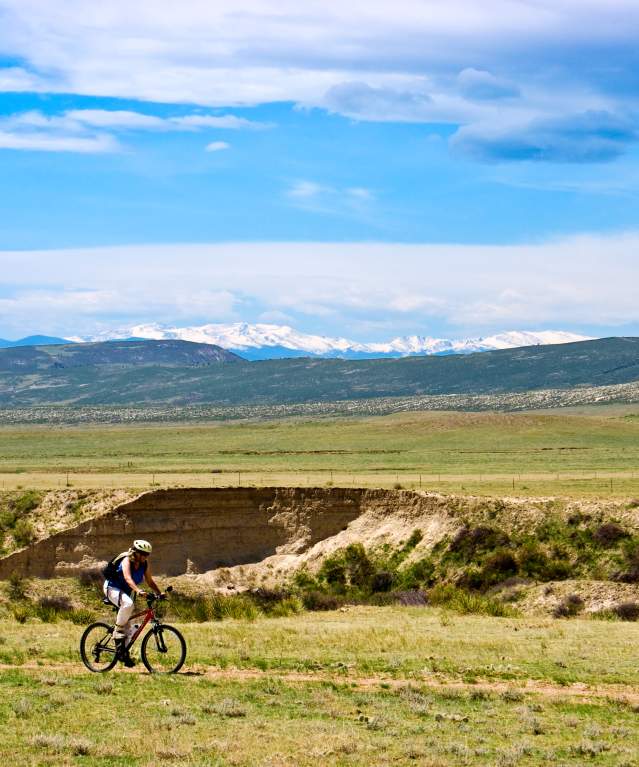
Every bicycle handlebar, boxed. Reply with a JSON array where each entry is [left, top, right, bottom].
[[145, 585, 173, 605]]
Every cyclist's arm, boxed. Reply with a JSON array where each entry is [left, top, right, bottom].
[[121, 557, 144, 596], [144, 565, 161, 596]]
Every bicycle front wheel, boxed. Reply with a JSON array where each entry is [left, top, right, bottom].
[[141, 625, 186, 674], [80, 622, 118, 672]]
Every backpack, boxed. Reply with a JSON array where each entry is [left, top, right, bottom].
[[102, 551, 129, 581]]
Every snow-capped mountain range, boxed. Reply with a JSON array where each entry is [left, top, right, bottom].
[[72, 323, 593, 360]]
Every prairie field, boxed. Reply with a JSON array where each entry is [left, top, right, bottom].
[[2, 407, 639, 765], [1, 408, 639, 497], [1, 606, 639, 766]]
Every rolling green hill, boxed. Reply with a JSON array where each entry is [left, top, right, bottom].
[[0, 338, 241, 373], [0, 336, 638, 407]]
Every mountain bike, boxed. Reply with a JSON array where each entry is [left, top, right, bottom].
[[80, 586, 186, 674]]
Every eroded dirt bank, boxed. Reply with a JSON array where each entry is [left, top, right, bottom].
[[0, 487, 368, 578], [2, 487, 639, 610]]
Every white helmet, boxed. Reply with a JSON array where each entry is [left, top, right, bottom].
[[132, 539, 152, 554]]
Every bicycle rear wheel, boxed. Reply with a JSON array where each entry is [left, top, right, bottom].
[[80, 622, 118, 672], [140, 624, 186, 674]]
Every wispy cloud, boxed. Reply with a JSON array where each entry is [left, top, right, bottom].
[[2, 233, 639, 337], [205, 141, 230, 152], [457, 68, 520, 101], [286, 180, 375, 214], [0, 130, 119, 153], [287, 181, 330, 199], [0, 108, 268, 153], [0, 0, 639, 162], [452, 110, 639, 163], [1, 2, 636, 163]]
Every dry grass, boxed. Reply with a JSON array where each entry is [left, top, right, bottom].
[[0, 606, 639, 765], [2, 409, 639, 497]]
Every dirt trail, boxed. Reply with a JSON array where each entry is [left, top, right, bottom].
[[3, 662, 638, 705]]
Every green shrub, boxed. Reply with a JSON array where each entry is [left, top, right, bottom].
[[319, 544, 374, 591], [371, 570, 394, 593], [427, 583, 515, 617], [459, 548, 519, 591], [0, 508, 18, 531], [268, 596, 303, 617], [35, 595, 73, 623], [319, 557, 347, 591], [552, 593, 584, 618], [386, 529, 424, 567], [69, 608, 97, 625], [397, 557, 435, 589], [13, 519, 36, 548], [11, 604, 32, 624], [7, 571, 27, 600], [209, 595, 259, 621], [447, 525, 510, 560], [248, 588, 303, 616], [613, 601, 639, 621], [612, 543, 639, 583], [291, 569, 320, 591], [13, 490, 42, 516], [517, 541, 548, 577], [301, 590, 344, 611], [593, 523, 628, 547]]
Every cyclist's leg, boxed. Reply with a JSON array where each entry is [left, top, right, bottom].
[[103, 583, 134, 639]]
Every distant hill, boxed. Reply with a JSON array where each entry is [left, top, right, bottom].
[[0, 336, 638, 408], [0, 335, 72, 348], [0, 339, 242, 374]]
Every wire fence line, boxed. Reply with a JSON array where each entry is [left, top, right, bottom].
[[1, 470, 639, 494]]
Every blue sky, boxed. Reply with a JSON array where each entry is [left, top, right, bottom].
[[1, 1, 639, 341]]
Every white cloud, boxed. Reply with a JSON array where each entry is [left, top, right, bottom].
[[457, 68, 520, 101], [0, 108, 266, 153], [67, 109, 169, 130], [2, 232, 639, 337], [65, 110, 269, 131], [0, 130, 120, 153], [0, 1, 636, 152], [286, 180, 375, 215], [172, 115, 270, 130], [287, 181, 328, 199], [205, 141, 230, 152], [346, 187, 373, 200]]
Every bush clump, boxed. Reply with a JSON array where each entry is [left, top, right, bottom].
[[427, 584, 516, 617], [7, 571, 27, 600], [594, 523, 628, 547], [613, 601, 639, 621], [300, 590, 345, 611], [13, 490, 43, 516], [448, 526, 510, 559], [318, 544, 375, 593], [612, 544, 639, 583], [13, 519, 36, 548], [552, 593, 585, 618]]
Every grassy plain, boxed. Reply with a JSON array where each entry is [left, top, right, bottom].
[[1, 607, 639, 766], [2, 408, 639, 496]]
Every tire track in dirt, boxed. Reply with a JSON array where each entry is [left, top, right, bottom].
[[2, 662, 638, 705]]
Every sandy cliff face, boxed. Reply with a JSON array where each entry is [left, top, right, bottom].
[[0, 486, 464, 580], [0, 487, 364, 578], [3, 486, 636, 584]]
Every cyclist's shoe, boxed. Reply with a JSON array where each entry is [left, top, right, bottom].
[[115, 638, 136, 667], [114, 637, 126, 661]]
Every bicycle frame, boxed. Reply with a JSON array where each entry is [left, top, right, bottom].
[[125, 603, 157, 649]]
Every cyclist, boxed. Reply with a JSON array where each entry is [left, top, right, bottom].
[[103, 539, 161, 667]]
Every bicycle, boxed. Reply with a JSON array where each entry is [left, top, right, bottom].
[[80, 586, 186, 674]]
